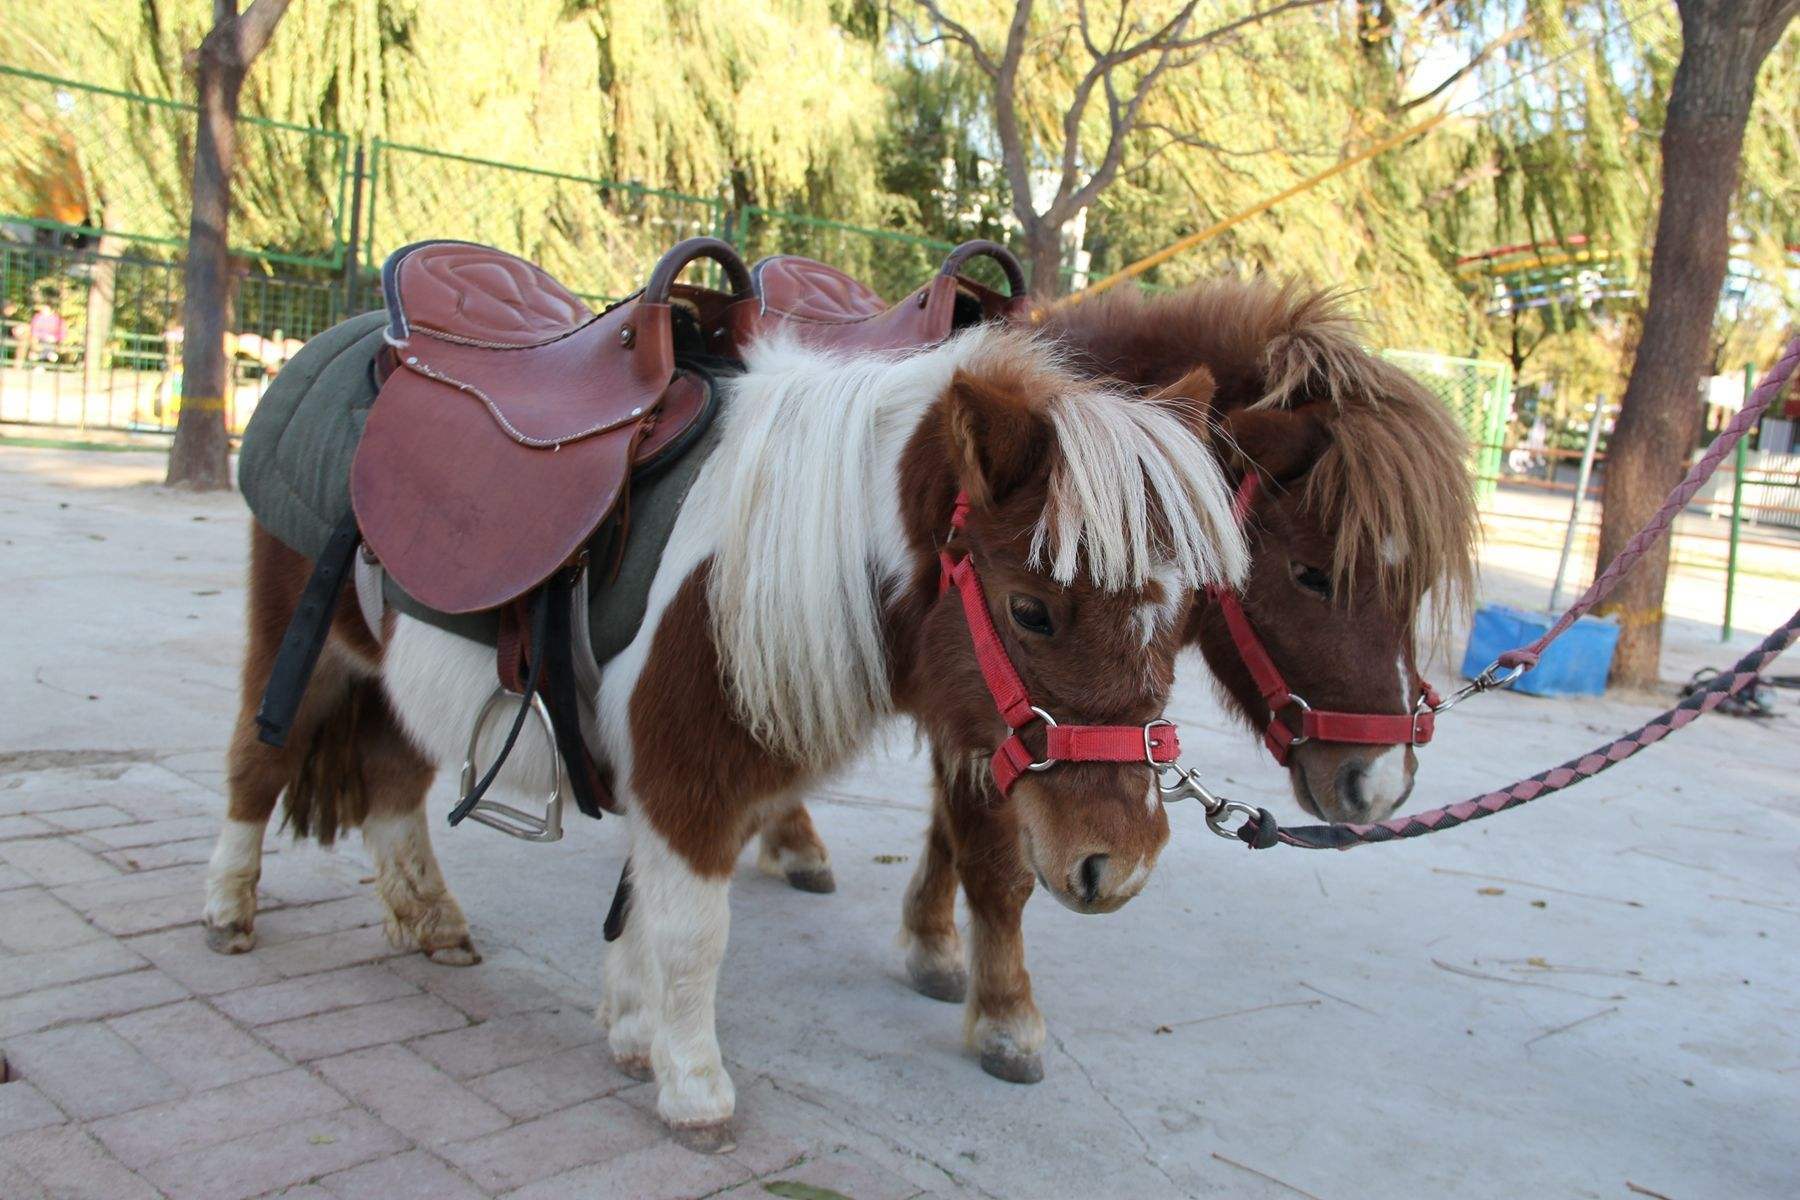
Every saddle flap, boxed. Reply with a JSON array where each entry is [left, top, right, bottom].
[[351, 367, 645, 614]]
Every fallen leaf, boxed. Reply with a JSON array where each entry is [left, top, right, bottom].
[[1530, 899, 1547, 909], [1154, 1024, 1172, 1034], [308, 1134, 336, 1146], [1527, 956, 1550, 968], [1477, 887, 1505, 896], [764, 1184, 855, 1200], [872, 854, 908, 864]]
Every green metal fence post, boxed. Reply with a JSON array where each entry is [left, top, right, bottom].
[[1722, 363, 1752, 641]]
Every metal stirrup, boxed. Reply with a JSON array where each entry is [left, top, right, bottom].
[[457, 686, 565, 843]]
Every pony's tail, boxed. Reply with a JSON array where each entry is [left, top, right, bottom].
[[279, 675, 380, 846]]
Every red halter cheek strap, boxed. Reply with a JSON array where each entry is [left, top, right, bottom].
[[938, 493, 1181, 796], [1213, 474, 1440, 767]]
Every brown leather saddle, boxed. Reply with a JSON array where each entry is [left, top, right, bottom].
[[262, 234, 1027, 842]]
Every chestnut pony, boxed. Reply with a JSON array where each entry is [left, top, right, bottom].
[[201, 324, 1248, 1143], [759, 279, 1480, 1084]]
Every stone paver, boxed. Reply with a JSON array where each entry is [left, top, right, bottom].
[[111, 998, 289, 1091], [0, 967, 190, 1039], [1, 836, 122, 886], [466, 1043, 636, 1120], [321, 1148, 489, 1200], [42, 804, 137, 831], [0, 1080, 65, 1138], [124, 925, 287, 995], [4, 1020, 186, 1120], [211, 962, 419, 1026], [0, 887, 105, 954], [0, 936, 147, 998], [259, 992, 468, 1061], [101, 836, 220, 873], [0, 1123, 163, 1200], [87, 1068, 347, 1169], [0, 815, 58, 841], [502, 1140, 752, 1200], [409, 1009, 600, 1080], [314, 1043, 512, 1146], [435, 1098, 663, 1194], [257, 924, 409, 978], [142, 1108, 408, 1200]]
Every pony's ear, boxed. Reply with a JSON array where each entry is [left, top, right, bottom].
[[1148, 366, 1218, 419], [1222, 405, 1331, 485], [945, 368, 1052, 507]]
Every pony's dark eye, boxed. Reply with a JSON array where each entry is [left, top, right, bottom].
[[1008, 594, 1055, 636], [1290, 563, 1332, 600]]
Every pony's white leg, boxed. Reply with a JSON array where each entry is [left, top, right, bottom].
[[362, 807, 478, 965], [203, 817, 266, 953], [599, 867, 655, 1081], [635, 818, 736, 1145], [755, 796, 835, 893]]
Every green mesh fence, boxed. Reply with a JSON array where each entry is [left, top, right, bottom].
[[366, 142, 725, 304], [1383, 349, 1513, 501], [0, 65, 349, 268]]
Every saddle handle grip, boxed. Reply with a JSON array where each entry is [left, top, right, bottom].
[[941, 240, 1027, 299], [645, 237, 754, 305]]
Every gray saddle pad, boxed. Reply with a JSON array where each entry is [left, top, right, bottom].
[[238, 312, 723, 662]]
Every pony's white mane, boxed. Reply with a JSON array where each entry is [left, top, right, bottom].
[[704, 325, 1246, 766]]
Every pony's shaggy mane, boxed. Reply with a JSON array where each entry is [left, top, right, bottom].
[[704, 325, 1243, 765], [1039, 278, 1478, 622]]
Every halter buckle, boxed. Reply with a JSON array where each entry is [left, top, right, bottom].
[[1142, 718, 1176, 768], [1023, 706, 1059, 772], [1275, 692, 1313, 746]]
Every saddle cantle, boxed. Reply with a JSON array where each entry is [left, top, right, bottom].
[[730, 238, 1029, 353], [351, 237, 747, 615]]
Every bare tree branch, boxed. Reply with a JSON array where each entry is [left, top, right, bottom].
[[1394, 22, 1529, 113], [232, 0, 292, 63]]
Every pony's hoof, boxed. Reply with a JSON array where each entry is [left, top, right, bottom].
[[785, 867, 836, 894], [907, 962, 968, 1004], [614, 1053, 653, 1082], [671, 1121, 737, 1154], [979, 1048, 1045, 1085], [424, 938, 482, 967], [203, 921, 255, 955]]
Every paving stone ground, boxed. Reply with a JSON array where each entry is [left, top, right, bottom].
[[1, 448, 1796, 1200]]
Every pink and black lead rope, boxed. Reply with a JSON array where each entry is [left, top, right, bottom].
[[1258, 606, 1800, 849]]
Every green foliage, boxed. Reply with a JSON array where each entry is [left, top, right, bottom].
[[0, 0, 1792, 370]]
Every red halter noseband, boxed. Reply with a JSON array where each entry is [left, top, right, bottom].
[[1209, 474, 1440, 767], [938, 493, 1181, 796]]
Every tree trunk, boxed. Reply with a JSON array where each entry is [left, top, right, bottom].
[[81, 221, 124, 429], [1023, 221, 1064, 299], [1593, 1, 1778, 687], [166, 28, 244, 490]]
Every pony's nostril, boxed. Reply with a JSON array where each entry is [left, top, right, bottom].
[[1338, 762, 1370, 814], [1076, 854, 1109, 902]]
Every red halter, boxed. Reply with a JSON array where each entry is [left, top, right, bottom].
[[939, 493, 1181, 796], [1210, 474, 1440, 767]]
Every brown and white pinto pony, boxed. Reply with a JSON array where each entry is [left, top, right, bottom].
[[201, 325, 1248, 1144], [760, 279, 1481, 1084]]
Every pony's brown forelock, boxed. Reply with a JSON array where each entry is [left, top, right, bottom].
[[1037, 277, 1479, 629]]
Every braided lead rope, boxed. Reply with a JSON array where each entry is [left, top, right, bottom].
[[1264, 605, 1800, 849], [1495, 333, 1800, 673]]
